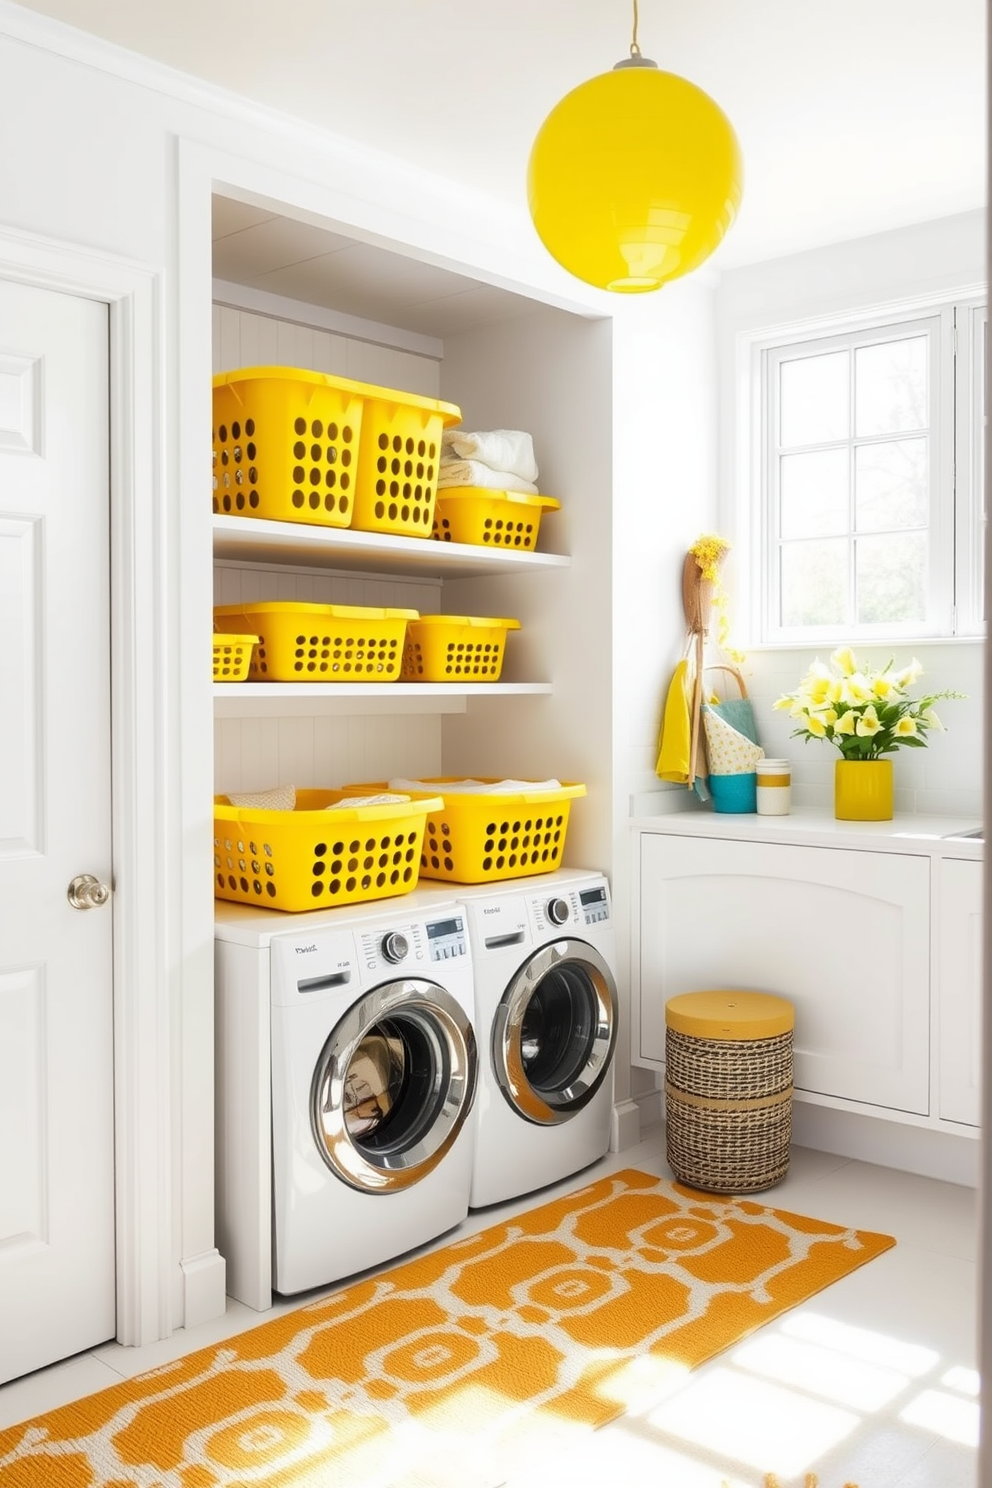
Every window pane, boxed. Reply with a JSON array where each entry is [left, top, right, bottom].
[[780, 351, 849, 447], [856, 532, 927, 624], [780, 449, 849, 537], [855, 337, 928, 436], [780, 539, 848, 627], [855, 438, 928, 532]]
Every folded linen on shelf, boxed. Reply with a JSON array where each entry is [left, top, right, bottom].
[[327, 793, 411, 808], [389, 777, 563, 795], [226, 784, 296, 811], [437, 458, 540, 496], [441, 429, 539, 485]]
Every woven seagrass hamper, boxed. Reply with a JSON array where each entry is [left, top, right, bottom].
[[664, 990, 794, 1194]]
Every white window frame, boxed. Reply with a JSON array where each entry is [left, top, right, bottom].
[[736, 289, 986, 647], [954, 297, 987, 632]]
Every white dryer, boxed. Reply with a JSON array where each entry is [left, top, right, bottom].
[[215, 894, 477, 1300], [452, 869, 619, 1209]]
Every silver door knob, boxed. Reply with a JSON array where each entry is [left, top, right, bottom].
[[67, 874, 112, 910]]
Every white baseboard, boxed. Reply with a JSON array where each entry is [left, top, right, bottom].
[[180, 1249, 228, 1329], [611, 1089, 664, 1151], [792, 1102, 980, 1188], [610, 1099, 641, 1152]]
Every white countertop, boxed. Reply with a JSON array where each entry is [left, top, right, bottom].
[[630, 804, 984, 859]]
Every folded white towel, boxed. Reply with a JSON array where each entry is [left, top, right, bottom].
[[327, 793, 411, 809], [441, 429, 539, 484], [389, 777, 563, 796], [226, 784, 296, 811], [437, 459, 539, 496]]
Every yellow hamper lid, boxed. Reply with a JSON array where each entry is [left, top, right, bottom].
[[665, 990, 793, 1040]]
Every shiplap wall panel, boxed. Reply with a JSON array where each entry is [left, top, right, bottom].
[[212, 303, 447, 795]]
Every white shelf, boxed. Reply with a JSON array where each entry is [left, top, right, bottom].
[[214, 681, 554, 718], [212, 515, 570, 578]]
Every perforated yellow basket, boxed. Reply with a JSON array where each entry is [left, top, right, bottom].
[[213, 789, 443, 911], [212, 602, 418, 681], [431, 488, 561, 549], [212, 633, 258, 682], [400, 616, 520, 681], [212, 366, 461, 537], [212, 367, 368, 527], [350, 386, 462, 539], [339, 779, 586, 884]]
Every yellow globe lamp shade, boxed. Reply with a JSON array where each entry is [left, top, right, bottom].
[[527, 62, 743, 293]]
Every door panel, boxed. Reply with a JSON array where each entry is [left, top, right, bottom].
[[0, 279, 115, 1383]]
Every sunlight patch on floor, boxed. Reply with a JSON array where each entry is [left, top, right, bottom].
[[900, 1387, 980, 1447], [644, 1366, 860, 1476], [941, 1365, 980, 1396], [780, 1310, 939, 1376], [729, 1332, 910, 1410], [590, 1351, 691, 1412]]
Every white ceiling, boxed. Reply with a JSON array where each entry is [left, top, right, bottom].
[[12, 0, 988, 333]]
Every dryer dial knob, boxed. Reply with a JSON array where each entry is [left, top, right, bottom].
[[546, 896, 570, 926], [380, 930, 409, 964]]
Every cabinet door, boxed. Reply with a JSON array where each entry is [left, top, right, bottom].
[[638, 835, 930, 1114], [938, 858, 983, 1127]]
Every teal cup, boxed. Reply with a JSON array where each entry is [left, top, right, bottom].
[[709, 771, 757, 813]]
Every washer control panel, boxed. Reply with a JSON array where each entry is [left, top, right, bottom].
[[424, 912, 468, 962], [530, 878, 611, 933], [358, 920, 425, 973], [577, 882, 611, 925]]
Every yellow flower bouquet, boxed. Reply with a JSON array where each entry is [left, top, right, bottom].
[[773, 648, 963, 761]]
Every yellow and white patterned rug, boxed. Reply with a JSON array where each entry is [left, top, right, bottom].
[[0, 1168, 894, 1488]]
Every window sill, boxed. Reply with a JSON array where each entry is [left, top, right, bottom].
[[736, 633, 985, 654]]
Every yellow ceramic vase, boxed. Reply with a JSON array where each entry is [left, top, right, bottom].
[[834, 758, 894, 821]]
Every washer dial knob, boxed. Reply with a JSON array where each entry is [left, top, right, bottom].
[[380, 930, 409, 964], [546, 897, 570, 926]]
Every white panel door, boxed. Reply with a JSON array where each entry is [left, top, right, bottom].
[[938, 857, 983, 1126], [0, 278, 115, 1382], [638, 834, 931, 1114]]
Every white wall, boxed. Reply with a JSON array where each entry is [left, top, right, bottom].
[[713, 211, 986, 818], [0, 1, 718, 1335]]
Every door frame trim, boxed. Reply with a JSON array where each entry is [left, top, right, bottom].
[[0, 225, 174, 1347]]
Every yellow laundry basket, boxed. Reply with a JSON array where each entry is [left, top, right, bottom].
[[340, 779, 586, 884], [350, 385, 462, 539], [212, 633, 258, 682], [212, 602, 418, 681], [212, 366, 460, 537], [664, 990, 794, 1194], [212, 366, 368, 526], [400, 616, 520, 681], [431, 488, 561, 549], [213, 789, 443, 912]]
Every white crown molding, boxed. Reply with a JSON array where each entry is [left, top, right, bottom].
[[0, 0, 515, 223]]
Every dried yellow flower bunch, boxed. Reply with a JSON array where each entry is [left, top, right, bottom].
[[685, 533, 742, 660], [688, 532, 731, 582]]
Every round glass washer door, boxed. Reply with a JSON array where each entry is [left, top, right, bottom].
[[310, 978, 477, 1194], [492, 938, 618, 1126]]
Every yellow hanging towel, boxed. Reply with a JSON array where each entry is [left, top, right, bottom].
[[655, 658, 693, 783]]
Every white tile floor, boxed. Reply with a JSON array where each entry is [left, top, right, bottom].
[[0, 1126, 980, 1487]]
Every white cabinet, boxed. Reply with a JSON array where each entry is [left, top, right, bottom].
[[636, 834, 931, 1115], [938, 857, 984, 1126]]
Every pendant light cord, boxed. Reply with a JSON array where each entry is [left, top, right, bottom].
[[630, 0, 641, 58]]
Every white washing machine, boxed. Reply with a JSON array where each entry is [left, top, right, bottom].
[[445, 868, 619, 1209], [214, 893, 477, 1302]]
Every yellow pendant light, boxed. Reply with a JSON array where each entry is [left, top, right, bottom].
[[527, 1, 743, 293]]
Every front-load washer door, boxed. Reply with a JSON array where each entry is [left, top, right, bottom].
[[492, 939, 618, 1126], [311, 979, 477, 1193]]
